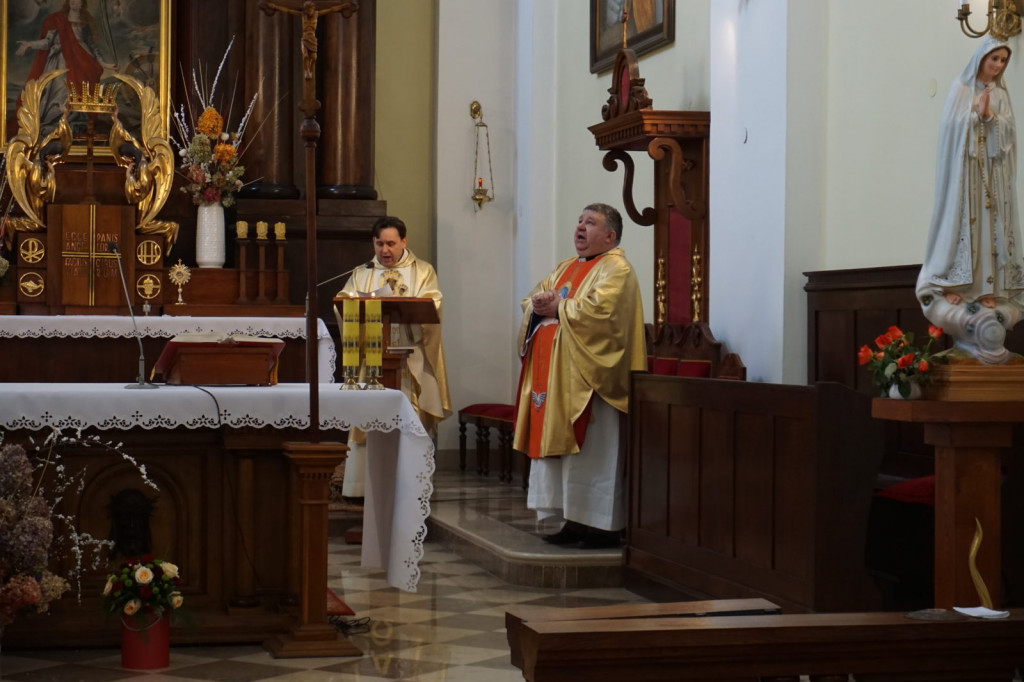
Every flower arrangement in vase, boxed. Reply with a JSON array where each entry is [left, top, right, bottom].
[[171, 37, 258, 209], [102, 555, 185, 627], [0, 428, 155, 628], [858, 325, 946, 398]]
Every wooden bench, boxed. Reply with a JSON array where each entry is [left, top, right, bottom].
[[509, 606, 1024, 681], [506, 598, 780, 672]]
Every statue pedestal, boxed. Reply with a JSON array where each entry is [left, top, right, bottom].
[[872, 399, 1016, 609], [926, 363, 1024, 401]]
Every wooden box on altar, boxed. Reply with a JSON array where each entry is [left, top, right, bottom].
[[153, 336, 285, 385]]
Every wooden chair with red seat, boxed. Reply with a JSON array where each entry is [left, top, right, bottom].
[[457, 403, 524, 485]]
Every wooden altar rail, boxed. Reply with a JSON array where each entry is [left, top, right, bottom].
[[628, 377, 885, 612], [509, 607, 1024, 682]]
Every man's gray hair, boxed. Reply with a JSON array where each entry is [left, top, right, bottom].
[[584, 203, 623, 243]]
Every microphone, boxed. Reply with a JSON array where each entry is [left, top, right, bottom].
[[305, 260, 374, 315], [317, 260, 374, 289], [109, 241, 158, 389]]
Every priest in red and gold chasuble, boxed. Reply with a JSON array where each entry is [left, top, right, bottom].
[[513, 204, 645, 546]]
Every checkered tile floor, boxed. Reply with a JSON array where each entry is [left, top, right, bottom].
[[0, 472, 647, 681]]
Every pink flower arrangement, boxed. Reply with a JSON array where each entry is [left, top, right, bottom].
[[0, 443, 69, 626]]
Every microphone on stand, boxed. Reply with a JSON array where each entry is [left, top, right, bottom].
[[108, 241, 158, 389], [305, 260, 374, 316]]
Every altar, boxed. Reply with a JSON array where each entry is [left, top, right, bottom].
[[0, 315, 336, 383], [0, 383, 432, 648]]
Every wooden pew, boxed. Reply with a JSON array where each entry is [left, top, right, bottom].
[[506, 598, 780, 671], [510, 608, 1024, 681]]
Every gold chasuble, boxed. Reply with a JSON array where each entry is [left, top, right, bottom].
[[337, 248, 452, 434], [513, 248, 646, 459]]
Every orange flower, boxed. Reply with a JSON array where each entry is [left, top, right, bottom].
[[897, 353, 915, 369], [887, 325, 904, 339], [874, 332, 892, 349], [875, 352, 883, 361], [858, 345, 874, 365], [197, 106, 224, 138], [928, 325, 943, 339], [213, 142, 236, 165], [918, 360, 930, 372]]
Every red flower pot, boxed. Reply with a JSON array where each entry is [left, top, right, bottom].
[[121, 612, 169, 670]]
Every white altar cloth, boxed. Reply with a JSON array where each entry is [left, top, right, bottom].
[[0, 382, 431, 592], [0, 315, 337, 382]]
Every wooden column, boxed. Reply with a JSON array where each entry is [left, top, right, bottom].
[[243, 5, 300, 199], [872, 400, 1013, 609], [264, 441, 360, 657], [319, 0, 376, 199]]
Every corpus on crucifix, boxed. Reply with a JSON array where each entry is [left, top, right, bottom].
[[259, 0, 357, 116]]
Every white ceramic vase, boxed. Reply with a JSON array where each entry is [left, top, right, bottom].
[[196, 202, 225, 268], [888, 380, 922, 400]]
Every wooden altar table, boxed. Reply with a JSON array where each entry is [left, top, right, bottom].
[[0, 383, 432, 647], [0, 315, 337, 383]]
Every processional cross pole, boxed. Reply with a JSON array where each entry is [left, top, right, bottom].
[[260, 0, 357, 443]]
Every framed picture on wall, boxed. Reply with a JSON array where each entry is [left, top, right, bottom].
[[590, 0, 675, 74], [1, 0, 170, 154]]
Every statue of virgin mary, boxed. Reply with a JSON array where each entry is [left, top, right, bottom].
[[917, 36, 1024, 364]]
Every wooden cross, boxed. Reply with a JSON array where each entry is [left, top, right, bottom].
[[259, 0, 357, 117]]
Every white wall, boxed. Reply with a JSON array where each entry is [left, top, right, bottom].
[[435, 0, 518, 451]]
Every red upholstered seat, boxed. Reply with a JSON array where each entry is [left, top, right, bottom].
[[647, 356, 679, 376], [875, 476, 935, 506], [460, 403, 514, 422]]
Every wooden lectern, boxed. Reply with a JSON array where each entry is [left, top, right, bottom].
[[332, 296, 439, 389]]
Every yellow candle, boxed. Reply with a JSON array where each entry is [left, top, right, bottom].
[[236, 220, 249, 239], [256, 221, 269, 240], [274, 222, 286, 240], [342, 299, 360, 367], [364, 299, 383, 367]]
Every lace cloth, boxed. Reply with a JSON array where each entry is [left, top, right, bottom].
[[0, 382, 432, 592], [0, 315, 337, 382]]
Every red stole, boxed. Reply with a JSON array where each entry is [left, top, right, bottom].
[[519, 255, 605, 459]]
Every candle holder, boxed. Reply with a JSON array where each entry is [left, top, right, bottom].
[[341, 361, 361, 390]]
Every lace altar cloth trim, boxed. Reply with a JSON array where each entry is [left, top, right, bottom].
[[0, 315, 337, 382], [0, 383, 430, 592]]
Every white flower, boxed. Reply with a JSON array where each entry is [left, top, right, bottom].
[[123, 599, 142, 615], [170, 592, 184, 609], [134, 565, 154, 584], [103, 577, 114, 596], [160, 561, 179, 579]]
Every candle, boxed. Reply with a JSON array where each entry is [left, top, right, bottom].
[[342, 299, 360, 367], [478, 177, 483, 188], [236, 220, 248, 239], [364, 299, 383, 367], [274, 222, 286, 240], [256, 221, 269, 240]]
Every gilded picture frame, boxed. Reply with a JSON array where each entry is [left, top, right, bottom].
[[1, 0, 170, 155], [590, 0, 675, 74]]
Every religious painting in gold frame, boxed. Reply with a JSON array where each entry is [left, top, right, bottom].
[[590, 0, 675, 74], [0, 0, 170, 155]]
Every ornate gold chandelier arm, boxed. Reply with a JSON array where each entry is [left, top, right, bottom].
[[6, 70, 73, 232], [958, 1, 1023, 41], [109, 73, 176, 248]]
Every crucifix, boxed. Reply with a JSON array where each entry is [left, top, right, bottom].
[[258, 0, 361, 660], [259, 0, 357, 444]]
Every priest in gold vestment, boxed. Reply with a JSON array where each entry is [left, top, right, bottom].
[[336, 216, 451, 497], [513, 204, 646, 548]]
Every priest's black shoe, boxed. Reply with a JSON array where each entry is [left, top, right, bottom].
[[578, 527, 622, 549], [542, 520, 587, 545]]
